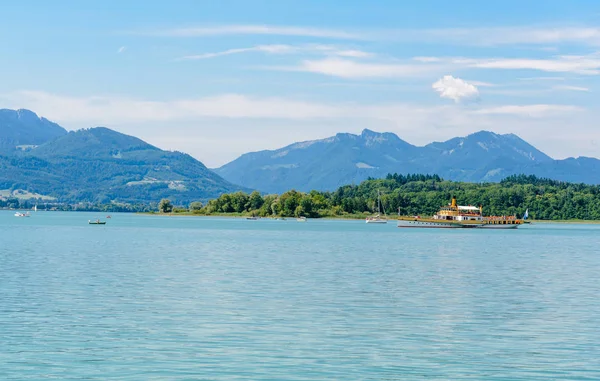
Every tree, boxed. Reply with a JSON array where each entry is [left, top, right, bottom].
[[248, 191, 264, 210], [189, 201, 203, 211], [230, 192, 249, 213], [158, 198, 173, 213]]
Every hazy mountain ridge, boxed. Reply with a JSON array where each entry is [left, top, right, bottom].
[[0, 110, 246, 203], [0, 109, 67, 153], [216, 129, 600, 193]]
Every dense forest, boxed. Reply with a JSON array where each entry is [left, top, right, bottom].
[[0, 197, 153, 213], [181, 174, 600, 220]]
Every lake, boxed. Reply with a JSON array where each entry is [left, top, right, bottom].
[[1, 211, 599, 380]]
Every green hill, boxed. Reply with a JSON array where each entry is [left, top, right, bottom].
[[0, 111, 248, 203]]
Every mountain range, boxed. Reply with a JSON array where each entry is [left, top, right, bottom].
[[216, 129, 600, 194], [2, 108, 599, 203], [0, 109, 245, 203]]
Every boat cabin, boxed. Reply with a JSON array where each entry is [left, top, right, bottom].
[[432, 197, 484, 222]]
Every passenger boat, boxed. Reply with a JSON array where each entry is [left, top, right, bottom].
[[397, 197, 523, 229], [14, 211, 30, 217], [88, 219, 106, 225]]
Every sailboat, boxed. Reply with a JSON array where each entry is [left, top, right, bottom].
[[522, 209, 532, 224], [366, 190, 388, 224]]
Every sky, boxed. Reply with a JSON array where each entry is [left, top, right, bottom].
[[1, 0, 600, 166]]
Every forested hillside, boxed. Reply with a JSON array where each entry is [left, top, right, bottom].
[[194, 174, 600, 220]]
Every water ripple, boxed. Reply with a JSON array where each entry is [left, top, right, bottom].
[[1, 212, 599, 379]]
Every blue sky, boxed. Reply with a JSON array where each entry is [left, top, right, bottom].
[[1, 0, 600, 166]]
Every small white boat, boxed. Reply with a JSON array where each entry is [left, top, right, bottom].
[[366, 190, 387, 224], [366, 214, 387, 224], [297, 216, 307, 222], [14, 211, 30, 217]]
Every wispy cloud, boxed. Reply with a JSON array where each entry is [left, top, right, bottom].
[[178, 44, 373, 61], [136, 24, 600, 46], [465, 55, 600, 75], [117, 46, 127, 53], [179, 45, 294, 60], [432, 75, 480, 103], [467, 80, 495, 87], [472, 104, 583, 117], [518, 76, 566, 81], [141, 24, 360, 39], [2, 90, 588, 165], [2, 91, 344, 122], [2, 90, 582, 124], [333, 50, 373, 58], [268, 52, 600, 80], [385, 26, 600, 46], [553, 85, 590, 92], [283, 58, 443, 78], [412, 53, 600, 75]]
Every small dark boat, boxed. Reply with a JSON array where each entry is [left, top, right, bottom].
[[89, 219, 106, 225]]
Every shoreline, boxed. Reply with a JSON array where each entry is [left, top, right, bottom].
[[137, 212, 600, 224]]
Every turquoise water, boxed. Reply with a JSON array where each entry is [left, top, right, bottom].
[[1, 211, 599, 380]]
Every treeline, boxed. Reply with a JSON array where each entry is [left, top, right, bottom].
[[0, 197, 153, 212], [178, 174, 600, 220]]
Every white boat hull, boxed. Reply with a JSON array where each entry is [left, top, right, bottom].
[[397, 219, 521, 229], [397, 219, 465, 228], [477, 224, 519, 229], [366, 219, 387, 224]]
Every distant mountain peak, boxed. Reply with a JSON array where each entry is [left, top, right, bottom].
[[215, 128, 584, 193], [465, 130, 500, 140], [360, 128, 379, 137], [0, 108, 67, 152]]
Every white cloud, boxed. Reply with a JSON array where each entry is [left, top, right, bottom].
[[384, 26, 600, 46], [413, 56, 442, 63], [518, 76, 566, 81], [467, 80, 495, 87], [117, 46, 127, 53], [1, 91, 345, 123], [178, 44, 372, 60], [136, 24, 600, 46], [179, 45, 294, 60], [269, 52, 600, 80], [0, 90, 590, 166], [465, 55, 600, 75], [2, 90, 582, 125], [143, 24, 360, 39], [552, 85, 590, 92], [406, 54, 600, 75], [472, 104, 583, 117], [333, 50, 373, 58], [432, 75, 480, 102], [288, 58, 442, 78]]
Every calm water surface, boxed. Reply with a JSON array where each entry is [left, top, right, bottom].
[[1, 211, 599, 380]]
